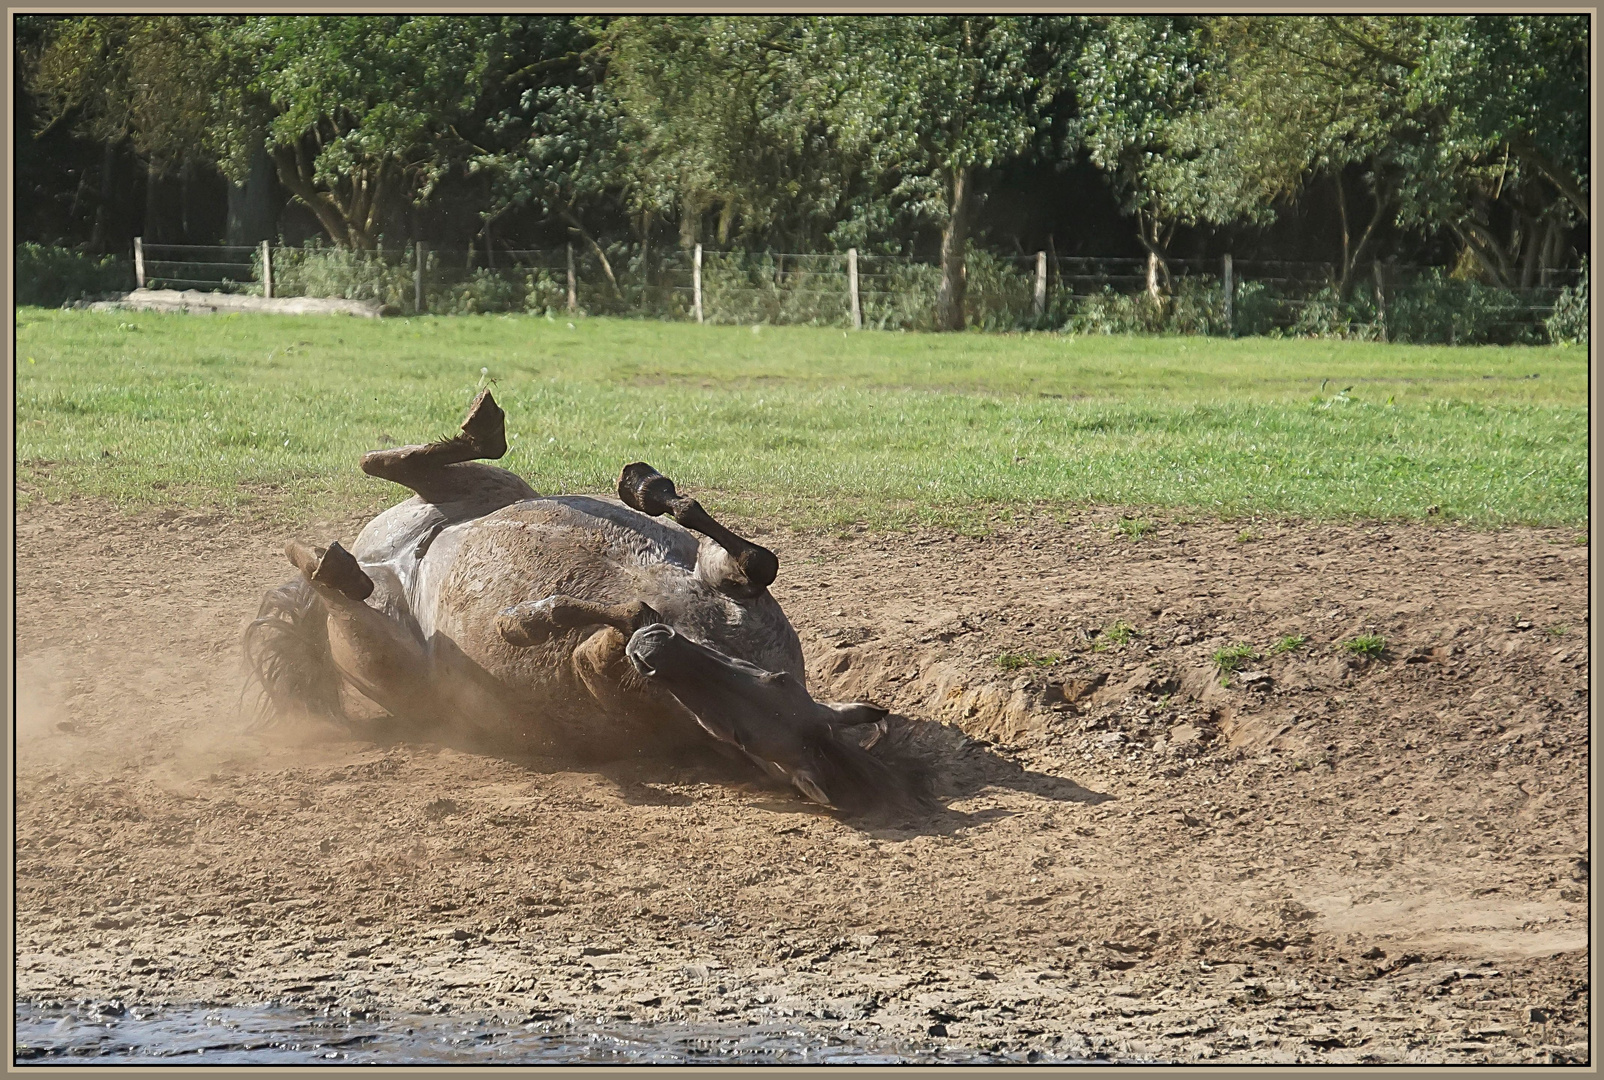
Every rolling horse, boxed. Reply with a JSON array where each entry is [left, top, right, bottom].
[[244, 391, 925, 814]]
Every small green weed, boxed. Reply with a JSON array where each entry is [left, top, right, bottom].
[[997, 650, 1061, 671], [1105, 620, 1139, 645], [1213, 643, 1258, 686], [1544, 624, 1570, 638], [1114, 517, 1154, 540], [1235, 527, 1258, 544], [1343, 633, 1388, 659], [1574, 534, 1589, 546], [1270, 634, 1307, 655]]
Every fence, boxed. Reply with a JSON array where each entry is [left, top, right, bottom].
[[129, 237, 1584, 344]]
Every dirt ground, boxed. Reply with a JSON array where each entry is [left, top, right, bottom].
[[13, 496, 1592, 1064]]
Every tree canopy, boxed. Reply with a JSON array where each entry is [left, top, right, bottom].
[[20, 14, 1589, 320]]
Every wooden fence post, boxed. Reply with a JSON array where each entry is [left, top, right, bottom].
[[1034, 250, 1047, 318], [1373, 260, 1388, 343], [693, 243, 704, 324], [848, 248, 861, 330], [566, 242, 577, 313], [133, 237, 145, 290], [415, 242, 427, 315], [1222, 253, 1233, 337], [260, 240, 273, 299]]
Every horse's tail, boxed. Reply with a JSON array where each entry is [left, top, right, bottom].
[[796, 722, 935, 818], [241, 577, 345, 729]]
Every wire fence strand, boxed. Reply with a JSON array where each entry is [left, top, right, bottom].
[[127, 240, 1583, 344]]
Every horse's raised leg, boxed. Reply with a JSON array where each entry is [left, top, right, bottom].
[[496, 595, 662, 647], [360, 390, 535, 507], [616, 463, 778, 593], [284, 540, 440, 719]]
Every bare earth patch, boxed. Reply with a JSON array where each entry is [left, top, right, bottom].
[[14, 499, 1589, 1064]]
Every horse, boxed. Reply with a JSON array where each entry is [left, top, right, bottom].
[[244, 390, 926, 814]]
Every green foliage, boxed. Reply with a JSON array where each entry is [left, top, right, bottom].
[[1103, 621, 1140, 646], [14, 244, 134, 306], [260, 244, 415, 309], [1342, 633, 1387, 658], [1113, 517, 1154, 540], [1545, 259, 1588, 347], [1386, 270, 1534, 346], [1212, 643, 1257, 684], [1270, 634, 1307, 654], [996, 650, 1061, 671], [1068, 276, 1227, 336]]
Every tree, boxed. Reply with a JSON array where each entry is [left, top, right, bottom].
[[815, 16, 1077, 330], [27, 16, 232, 247], [1077, 16, 1239, 302], [218, 16, 525, 249], [1195, 16, 1588, 291]]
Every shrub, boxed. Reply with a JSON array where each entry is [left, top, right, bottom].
[[1067, 275, 1226, 336], [1386, 269, 1532, 345], [15, 244, 135, 306], [262, 243, 415, 310], [1546, 258, 1588, 346]]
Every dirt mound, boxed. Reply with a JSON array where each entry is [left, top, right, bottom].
[[14, 500, 1590, 1063]]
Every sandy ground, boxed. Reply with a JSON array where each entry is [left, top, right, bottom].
[[13, 497, 1591, 1064]]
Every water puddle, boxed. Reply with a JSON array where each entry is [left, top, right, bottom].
[[16, 1001, 1087, 1064]]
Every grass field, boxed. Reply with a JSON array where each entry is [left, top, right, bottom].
[[15, 308, 1588, 529]]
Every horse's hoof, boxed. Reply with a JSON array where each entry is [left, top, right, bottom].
[[286, 539, 374, 602], [617, 462, 678, 517], [459, 390, 507, 459]]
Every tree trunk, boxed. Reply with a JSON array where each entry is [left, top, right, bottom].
[[935, 166, 971, 332], [562, 211, 620, 298], [88, 138, 117, 255], [227, 140, 279, 247]]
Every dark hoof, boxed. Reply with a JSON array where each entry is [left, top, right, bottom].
[[740, 547, 779, 590], [287, 540, 374, 602], [617, 462, 679, 517], [460, 390, 507, 459]]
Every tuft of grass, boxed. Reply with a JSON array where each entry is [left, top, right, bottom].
[[1213, 643, 1258, 686], [997, 650, 1062, 671], [1343, 633, 1388, 659], [1114, 517, 1155, 540], [1544, 624, 1570, 638], [1235, 527, 1258, 544], [14, 310, 1589, 527], [1091, 620, 1141, 652], [1270, 634, 1307, 655], [1575, 534, 1589, 545]]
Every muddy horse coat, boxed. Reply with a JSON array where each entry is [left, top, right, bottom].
[[245, 391, 919, 813]]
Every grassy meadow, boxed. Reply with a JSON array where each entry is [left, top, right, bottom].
[[14, 308, 1589, 530]]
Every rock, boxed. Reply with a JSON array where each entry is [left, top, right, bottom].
[[1168, 723, 1205, 749], [450, 928, 472, 941], [1239, 671, 1273, 688], [927, 1022, 949, 1037], [1529, 1007, 1551, 1023], [632, 992, 663, 1007]]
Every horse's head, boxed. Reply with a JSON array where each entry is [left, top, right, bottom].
[[624, 624, 908, 813]]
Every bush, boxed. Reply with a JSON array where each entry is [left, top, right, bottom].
[[1067, 275, 1226, 336], [1288, 285, 1382, 341], [261, 243, 415, 311], [1546, 258, 1588, 346], [1385, 269, 1533, 345], [15, 244, 135, 307]]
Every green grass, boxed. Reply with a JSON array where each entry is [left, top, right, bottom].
[[1342, 634, 1388, 659], [1270, 634, 1307, 655], [996, 650, 1062, 671], [14, 309, 1589, 528], [1114, 517, 1155, 540], [1213, 643, 1258, 683]]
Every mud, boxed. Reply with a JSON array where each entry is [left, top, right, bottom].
[[14, 499, 1591, 1064]]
